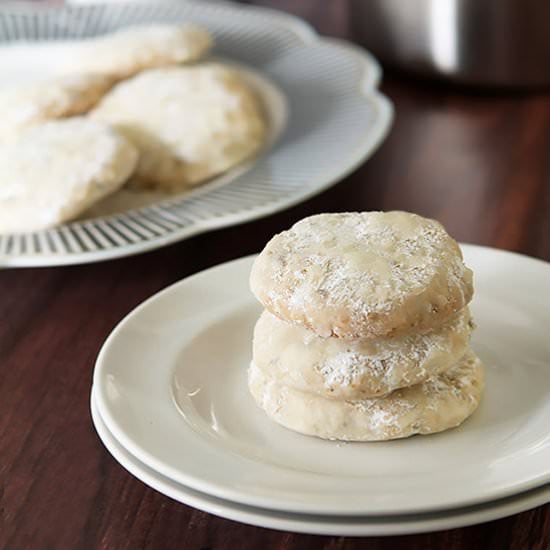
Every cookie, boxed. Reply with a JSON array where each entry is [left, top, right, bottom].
[[250, 212, 473, 339], [253, 308, 473, 400], [64, 24, 212, 79], [92, 64, 266, 191], [0, 73, 115, 140], [248, 350, 484, 442], [0, 118, 138, 233]]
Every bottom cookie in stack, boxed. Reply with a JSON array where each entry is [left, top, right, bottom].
[[248, 351, 484, 442]]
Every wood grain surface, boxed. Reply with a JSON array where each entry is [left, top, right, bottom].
[[1, 1, 549, 549]]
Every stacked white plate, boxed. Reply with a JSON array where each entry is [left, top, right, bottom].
[[91, 244, 550, 536]]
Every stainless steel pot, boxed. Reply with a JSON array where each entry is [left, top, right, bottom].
[[350, 0, 550, 87]]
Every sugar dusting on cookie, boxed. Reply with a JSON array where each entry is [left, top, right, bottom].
[[314, 311, 471, 392]]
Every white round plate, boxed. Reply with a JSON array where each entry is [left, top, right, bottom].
[[91, 391, 550, 537], [0, 1, 392, 267], [93, 245, 550, 516]]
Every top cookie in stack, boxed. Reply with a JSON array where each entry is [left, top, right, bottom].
[[251, 211, 473, 339], [248, 211, 484, 441]]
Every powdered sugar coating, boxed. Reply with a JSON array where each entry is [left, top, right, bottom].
[[62, 24, 212, 79], [0, 118, 138, 233], [92, 64, 266, 191], [0, 73, 115, 140], [248, 350, 484, 442], [253, 308, 473, 400], [250, 212, 473, 339]]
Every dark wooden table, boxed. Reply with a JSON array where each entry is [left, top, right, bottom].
[[1, 1, 549, 549]]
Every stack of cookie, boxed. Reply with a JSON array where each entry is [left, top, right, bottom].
[[248, 211, 484, 441]]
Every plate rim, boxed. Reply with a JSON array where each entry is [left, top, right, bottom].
[[92, 243, 550, 516]]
